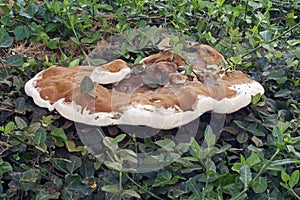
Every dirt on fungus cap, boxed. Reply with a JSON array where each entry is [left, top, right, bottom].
[[25, 43, 264, 129]]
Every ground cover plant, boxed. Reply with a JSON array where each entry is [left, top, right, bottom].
[[0, 0, 300, 199]]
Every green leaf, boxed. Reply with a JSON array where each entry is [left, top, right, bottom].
[[0, 5, 10, 15], [246, 152, 261, 167], [47, 39, 59, 49], [81, 31, 101, 44], [281, 169, 291, 183], [8, 168, 41, 191], [176, 142, 190, 153], [51, 128, 67, 147], [280, 182, 290, 190], [232, 163, 243, 172], [34, 127, 46, 145], [15, 116, 27, 129], [104, 161, 122, 171], [117, 149, 137, 163], [96, 4, 113, 11], [251, 176, 267, 193], [14, 25, 30, 41], [289, 170, 299, 188], [79, 162, 95, 177], [70, 37, 80, 45], [69, 58, 81, 67], [287, 145, 300, 157], [69, 15, 78, 25], [138, 36, 149, 49], [260, 30, 272, 42], [125, 43, 139, 53], [170, 35, 179, 44], [230, 55, 242, 65], [7, 55, 24, 67], [0, 159, 13, 176], [66, 156, 82, 174], [268, 159, 296, 168], [239, 165, 252, 187], [272, 128, 283, 144], [35, 190, 61, 200], [237, 132, 248, 143], [174, 43, 183, 53], [275, 89, 292, 97], [45, 23, 60, 32], [205, 159, 216, 173], [66, 140, 77, 152], [190, 137, 201, 158], [240, 154, 247, 165], [267, 69, 287, 84], [28, 122, 41, 134], [14, 97, 32, 111], [65, 140, 87, 154], [0, 36, 13, 48], [184, 65, 193, 75], [62, 175, 92, 199], [50, 128, 67, 141], [80, 76, 95, 94], [277, 121, 290, 133], [51, 158, 69, 174], [186, 175, 203, 198], [101, 184, 121, 194], [21, 4, 37, 18], [153, 170, 172, 187], [13, 76, 24, 91], [111, 134, 126, 145], [94, 160, 102, 170], [287, 39, 300, 46], [233, 120, 246, 130], [3, 121, 14, 135], [155, 139, 175, 151], [251, 93, 262, 105], [123, 189, 141, 199], [89, 58, 107, 66], [204, 125, 216, 147]]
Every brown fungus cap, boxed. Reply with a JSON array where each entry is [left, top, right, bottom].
[[25, 44, 264, 129]]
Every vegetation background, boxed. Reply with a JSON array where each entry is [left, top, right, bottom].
[[0, 0, 299, 199]]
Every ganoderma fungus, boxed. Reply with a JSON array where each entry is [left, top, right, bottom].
[[25, 43, 264, 129]]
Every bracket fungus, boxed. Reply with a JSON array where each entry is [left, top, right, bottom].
[[25, 42, 264, 129]]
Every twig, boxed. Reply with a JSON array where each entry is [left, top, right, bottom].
[[0, 106, 26, 115], [0, 140, 12, 156], [242, 24, 300, 58]]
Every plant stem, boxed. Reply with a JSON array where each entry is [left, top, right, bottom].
[[124, 173, 164, 200], [252, 148, 280, 182], [68, 14, 88, 58], [243, 0, 248, 27], [231, 148, 280, 200], [242, 24, 299, 58], [119, 170, 122, 191], [290, 188, 300, 200]]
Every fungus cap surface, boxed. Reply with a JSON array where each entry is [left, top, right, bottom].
[[25, 44, 264, 129]]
